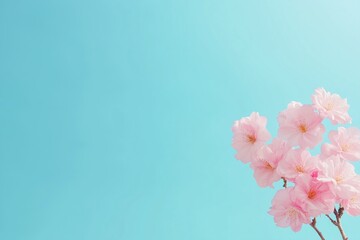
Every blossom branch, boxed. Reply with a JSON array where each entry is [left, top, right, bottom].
[[326, 207, 348, 240], [310, 218, 325, 240], [281, 177, 287, 188], [334, 207, 348, 240], [325, 214, 337, 225], [232, 88, 358, 239]]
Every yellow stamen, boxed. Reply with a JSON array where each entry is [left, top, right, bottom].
[[247, 134, 256, 144], [264, 162, 273, 170], [295, 165, 304, 173], [298, 124, 308, 133], [308, 190, 317, 200], [341, 144, 350, 152], [287, 208, 298, 219], [325, 102, 334, 111], [335, 176, 343, 184]]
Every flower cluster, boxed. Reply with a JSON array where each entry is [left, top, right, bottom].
[[232, 88, 359, 237]]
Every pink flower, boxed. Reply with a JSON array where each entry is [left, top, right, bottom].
[[321, 127, 360, 161], [341, 191, 360, 216], [317, 157, 358, 201], [232, 112, 271, 163], [250, 138, 291, 187], [267, 137, 291, 164], [251, 147, 280, 188], [277, 149, 318, 182], [311, 87, 351, 124], [294, 174, 335, 217], [278, 103, 325, 148], [268, 188, 311, 232], [338, 176, 360, 216]]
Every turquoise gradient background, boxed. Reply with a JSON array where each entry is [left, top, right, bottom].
[[1, 0, 360, 239]]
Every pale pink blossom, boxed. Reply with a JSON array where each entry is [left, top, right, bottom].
[[268, 188, 311, 232], [268, 137, 291, 164], [321, 127, 360, 161], [232, 112, 271, 163], [294, 174, 335, 217], [288, 101, 303, 108], [277, 149, 318, 182], [277, 101, 302, 126], [338, 176, 360, 216], [250, 138, 291, 188], [251, 147, 280, 188], [278, 103, 325, 148], [230, 88, 360, 237], [317, 157, 358, 201], [312, 87, 351, 124], [341, 191, 360, 216]]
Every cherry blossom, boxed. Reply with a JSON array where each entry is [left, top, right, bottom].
[[338, 176, 360, 216], [251, 146, 280, 188], [268, 188, 311, 232], [294, 174, 335, 217], [278, 103, 325, 148], [317, 157, 357, 201], [277, 149, 318, 182], [232, 112, 271, 163], [268, 137, 291, 164], [321, 127, 360, 161], [232, 88, 359, 239], [312, 87, 351, 125], [341, 192, 360, 216], [250, 138, 291, 188]]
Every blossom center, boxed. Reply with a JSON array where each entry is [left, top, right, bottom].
[[335, 175, 343, 184], [307, 189, 317, 200], [295, 165, 304, 173], [264, 161, 273, 170], [286, 208, 299, 220], [324, 102, 334, 111], [341, 144, 350, 152], [298, 124, 308, 133], [247, 134, 257, 144]]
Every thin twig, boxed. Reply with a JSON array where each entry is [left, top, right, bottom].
[[325, 207, 349, 239], [281, 177, 287, 188], [338, 207, 344, 218], [310, 218, 326, 240], [334, 207, 348, 240], [325, 214, 337, 226]]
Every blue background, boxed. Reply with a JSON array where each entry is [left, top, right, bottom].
[[1, 0, 360, 239]]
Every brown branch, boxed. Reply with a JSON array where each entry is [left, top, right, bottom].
[[334, 207, 348, 240], [325, 214, 337, 226], [281, 177, 287, 188], [338, 206, 344, 218], [310, 218, 326, 240], [326, 207, 348, 240]]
